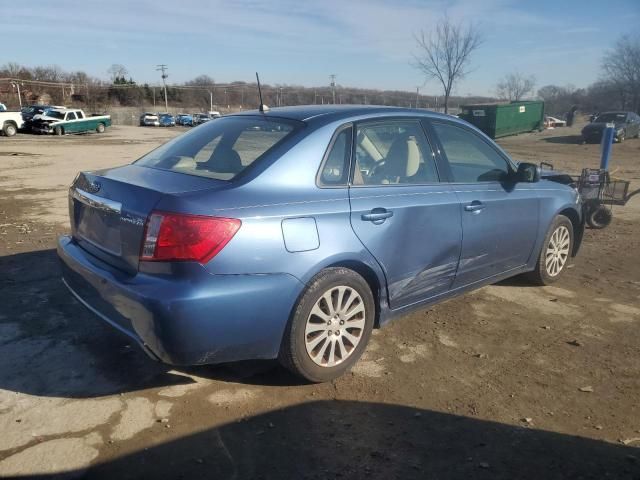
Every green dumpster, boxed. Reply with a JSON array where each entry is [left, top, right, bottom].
[[459, 100, 544, 139]]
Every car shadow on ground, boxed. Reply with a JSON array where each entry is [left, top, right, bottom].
[[0, 249, 305, 399], [22, 400, 640, 480], [542, 134, 584, 144]]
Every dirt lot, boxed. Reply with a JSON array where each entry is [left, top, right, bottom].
[[0, 123, 639, 479]]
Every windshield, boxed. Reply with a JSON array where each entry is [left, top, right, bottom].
[[594, 113, 627, 123], [135, 116, 301, 180], [43, 109, 65, 120]]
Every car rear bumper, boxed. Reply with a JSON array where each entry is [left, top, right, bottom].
[[57, 235, 304, 365]]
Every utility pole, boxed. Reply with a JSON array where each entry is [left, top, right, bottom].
[[330, 74, 336, 104], [156, 64, 168, 111], [224, 88, 228, 109], [279, 87, 283, 106], [10, 82, 22, 107], [416, 87, 420, 109], [209, 90, 213, 112], [152, 87, 156, 108]]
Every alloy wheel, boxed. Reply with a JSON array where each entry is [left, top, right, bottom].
[[545, 225, 570, 277], [304, 286, 366, 367]]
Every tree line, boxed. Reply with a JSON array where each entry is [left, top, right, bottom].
[[1, 29, 638, 117]]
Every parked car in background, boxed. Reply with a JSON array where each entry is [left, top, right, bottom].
[[158, 113, 175, 127], [176, 113, 193, 126], [21, 105, 52, 132], [208, 111, 221, 119], [544, 116, 566, 128], [31, 108, 111, 135], [192, 113, 211, 126], [21, 105, 51, 122], [0, 110, 24, 136], [58, 106, 583, 382], [140, 112, 160, 127], [581, 111, 640, 143]]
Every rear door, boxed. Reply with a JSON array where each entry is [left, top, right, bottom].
[[348, 119, 462, 309], [427, 120, 539, 288]]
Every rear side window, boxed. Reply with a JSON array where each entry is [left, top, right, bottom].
[[135, 117, 300, 180], [433, 123, 511, 183], [319, 127, 352, 186], [353, 121, 438, 185]]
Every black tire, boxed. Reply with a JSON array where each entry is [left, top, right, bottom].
[[616, 131, 625, 143], [96, 123, 105, 133], [279, 267, 375, 383], [53, 126, 63, 136], [586, 205, 612, 229], [3, 123, 17, 137], [525, 215, 574, 286]]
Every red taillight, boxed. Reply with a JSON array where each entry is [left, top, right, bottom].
[[140, 211, 241, 264]]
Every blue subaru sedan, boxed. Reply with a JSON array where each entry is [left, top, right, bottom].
[[58, 106, 583, 382]]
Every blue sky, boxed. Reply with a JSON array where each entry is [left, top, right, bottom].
[[4, 0, 639, 96]]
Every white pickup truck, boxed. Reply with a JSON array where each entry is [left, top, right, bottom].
[[0, 111, 24, 137]]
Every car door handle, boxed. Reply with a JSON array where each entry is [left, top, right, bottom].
[[464, 201, 485, 213], [361, 208, 393, 224]]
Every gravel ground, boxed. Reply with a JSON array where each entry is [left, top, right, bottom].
[[0, 123, 639, 479]]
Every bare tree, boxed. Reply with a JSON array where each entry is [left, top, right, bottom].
[[413, 15, 483, 113], [496, 72, 536, 101], [107, 64, 129, 83], [602, 35, 640, 112]]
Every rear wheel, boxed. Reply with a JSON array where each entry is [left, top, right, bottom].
[[525, 215, 573, 285], [96, 123, 105, 133], [53, 126, 63, 136], [279, 268, 374, 382], [3, 123, 17, 137]]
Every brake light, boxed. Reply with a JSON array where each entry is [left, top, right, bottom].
[[141, 211, 241, 263]]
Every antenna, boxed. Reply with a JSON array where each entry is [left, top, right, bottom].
[[256, 72, 269, 112]]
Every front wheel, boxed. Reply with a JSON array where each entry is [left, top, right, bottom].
[[53, 126, 63, 136], [616, 131, 625, 143], [279, 268, 374, 382], [3, 123, 17, 137], [525, 215, 574, 285]]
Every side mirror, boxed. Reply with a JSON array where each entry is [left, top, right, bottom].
[[515, 162, 540, 183]]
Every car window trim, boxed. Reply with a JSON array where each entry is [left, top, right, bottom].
[[349, 116, 442, 188], [316, 123, 353, 189], [427, 119, 516, 185]]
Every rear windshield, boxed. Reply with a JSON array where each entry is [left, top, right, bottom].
[[135, 116, 300, 180]]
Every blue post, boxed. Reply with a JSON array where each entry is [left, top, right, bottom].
[[600, 124, 615, 170]]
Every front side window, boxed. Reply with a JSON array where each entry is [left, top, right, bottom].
[[136, 116, 300, 180], [433, 123, 511, 183], [319, 127, 352, 186], [353, 121, 438, 185], [66, 112, 77, 121]]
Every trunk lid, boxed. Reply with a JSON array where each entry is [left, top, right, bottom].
[[70, 164, 226, 274]]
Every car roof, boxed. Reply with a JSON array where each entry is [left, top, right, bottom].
[[230, 105, 457, 125], [599, 111, 629, 115]]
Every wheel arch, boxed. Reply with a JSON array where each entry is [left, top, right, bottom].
[[323, 260, 383, 327], [558, 206, 584, 256]]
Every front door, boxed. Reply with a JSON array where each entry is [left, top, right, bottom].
[[428, 121, 540, 288], [348, 119, 462, 309]]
